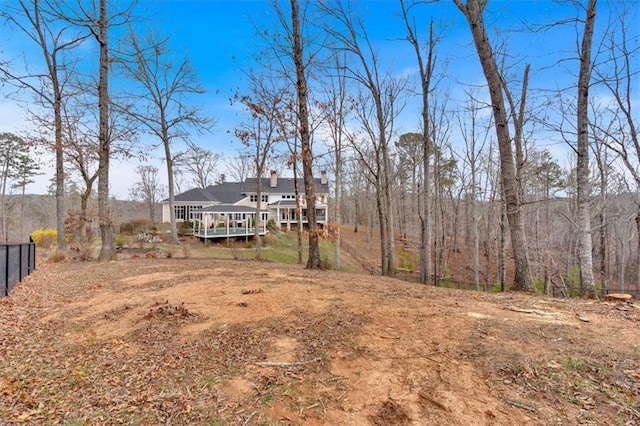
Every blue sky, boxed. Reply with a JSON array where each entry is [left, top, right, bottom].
[[1, 0, 637, 197]]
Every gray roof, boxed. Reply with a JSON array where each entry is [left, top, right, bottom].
[[172, 187, 219, 202], [168, 176, 328, 204], [168, 182, 246, 203], [205, 182, 246, 204], [242, 177, 328, 195]]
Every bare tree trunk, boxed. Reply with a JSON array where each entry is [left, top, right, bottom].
[[382, 155, 395, 274], [255, 176, 263, 260], [483, 220, 492, 291], [293, 160, 303, 264], [290, 0, 321, 269], [454, 0, 534, 291], [576, 0, 597, 298], [334, 155, 342, 270], [97, 0, 116, 261], [433, 151, 441, 285], [54, 89, 66, 249], [354, 195, 359, 233], [375, 175, 387, 275], [593, 144, 608, 292], [398, 179, 407, 243], [636, 207, 640, 294], [164, 142, 179, 244], [472, 194, 480, 290], [620, 233, 627, 290], [79, 186, 91, 243], [499, 197, 507, 292]]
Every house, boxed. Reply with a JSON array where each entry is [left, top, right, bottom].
[[162, 171, 329, 235]]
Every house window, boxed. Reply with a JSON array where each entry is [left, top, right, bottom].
[[250, 194, 268, 202], [283, 194, 295, 200], [174, 204, 202, 221], [175, 205, 185, 220]]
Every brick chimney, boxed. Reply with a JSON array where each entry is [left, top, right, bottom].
[[320, 170, 327, 185], [270, 170, 277, 188]]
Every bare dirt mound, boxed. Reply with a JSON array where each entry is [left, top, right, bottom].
[[1, 258, 639, 425]]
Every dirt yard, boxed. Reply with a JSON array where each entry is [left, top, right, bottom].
[[1, 255, 639, 425]]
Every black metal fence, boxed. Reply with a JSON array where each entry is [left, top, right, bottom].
[[1, 238, 36, 298]]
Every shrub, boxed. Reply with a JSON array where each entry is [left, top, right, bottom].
[[178, 220, 194, 232], [115, 233, 130, 248], [32, 228, 58, 248], [119, 219, 155, 235], [267, 218, 277, 232]]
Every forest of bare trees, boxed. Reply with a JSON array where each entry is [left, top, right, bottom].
[[1, 0, 638, 295]]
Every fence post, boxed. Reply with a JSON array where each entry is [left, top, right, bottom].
[[19, 243, 23, 282], [29, 236, 36, 273]]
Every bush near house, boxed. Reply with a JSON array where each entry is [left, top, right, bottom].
[[119, 219, 156, 235]]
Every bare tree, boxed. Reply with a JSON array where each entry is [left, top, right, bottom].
[[234, 75, 287, 259], [320, 0, 406, 275], [60, 76, 137, 248], [95, 0, 115, 259], [257, 0, 324, 268], [574, 0, 598, 297], [225, 153, 253, 183], [0, 0, 90, 249], [399, 0, 441, 284], [320, 53, 351, 270], [453, 0, 535, 292], [457, 90, 490, 290], [289, 0, 322, 269], [61, 104, 98, 246], [56, 0, 137, 260], [179, 141, 223, 189], [119, 30, 212, 244], [592, 0, 639, 292], [92, 0, 113, 260], [130, 165, 164, 221]]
